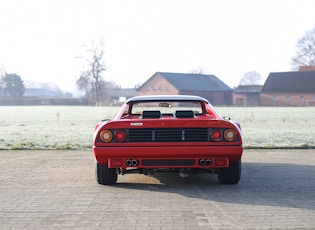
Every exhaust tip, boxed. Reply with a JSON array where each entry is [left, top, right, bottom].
[[126, 159, 132, 166], [199, 158, 212, 166], [131, 159, 138, 166], [126, 159, 139, 167], [205, 159, 212, 165]]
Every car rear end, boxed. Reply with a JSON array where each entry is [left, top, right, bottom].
[[92, 95, 243, 185], [93, 118, 242, 183]]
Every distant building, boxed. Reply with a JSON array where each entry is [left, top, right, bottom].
[[233, 85, 263, 106], [260, 71, 315, 106], [137, 72, 233, 105], [24, 88, 55, 98], [108, 88, 138, 105]]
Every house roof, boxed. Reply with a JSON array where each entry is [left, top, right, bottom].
[[234, 85, 263, 93], [140, 72, 232, 92], [261, 71, 315, 93]]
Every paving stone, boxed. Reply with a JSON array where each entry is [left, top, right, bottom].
[[0, 149, 314, 229]]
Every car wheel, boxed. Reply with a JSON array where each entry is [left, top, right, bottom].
[[217, 159, 241, 184], [95, 162, 118, 185]]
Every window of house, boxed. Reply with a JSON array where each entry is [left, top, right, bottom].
[[146, 87, 150, 91], [300, 96, 304, 101], [286, 96, 290, 101], [272, 96, 277, 101], [159, 86, 163, 91], [165, 86, 170, 91]]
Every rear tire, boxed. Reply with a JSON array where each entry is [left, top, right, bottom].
[[217, 159, 241, 184], [95, 162, 117, 185]]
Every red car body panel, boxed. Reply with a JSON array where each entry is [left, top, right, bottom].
[[93, 145, 242, 166]]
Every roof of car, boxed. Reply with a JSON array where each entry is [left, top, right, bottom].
[[126, 95, 209, 103]]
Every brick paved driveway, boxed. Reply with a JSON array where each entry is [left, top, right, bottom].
[[0, 149, 314, 229]]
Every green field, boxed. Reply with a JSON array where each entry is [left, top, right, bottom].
[[0, 106, 314, 150]]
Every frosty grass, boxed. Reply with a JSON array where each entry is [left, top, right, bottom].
[[0, 106, 314, 150]]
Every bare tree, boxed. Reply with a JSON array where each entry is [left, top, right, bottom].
[[76, 38, 107, 105], [239, 71, 262, 85], [291, 27, 315, 70], [189, 67, 206, 74], [76, 70, 92, 98]]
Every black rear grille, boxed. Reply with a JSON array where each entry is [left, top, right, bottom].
[[128, 129, 152, 142], [128, 128, 208, 142], [155, 129, 182, 142]]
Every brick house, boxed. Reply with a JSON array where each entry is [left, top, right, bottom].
[[137, 72, 233, 105], [260, 71, 315, 106], [233, 85, 263, 106]]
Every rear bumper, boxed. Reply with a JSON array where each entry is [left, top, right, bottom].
[[93, 145, 243, 168]]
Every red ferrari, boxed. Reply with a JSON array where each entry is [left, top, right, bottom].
[[93, 95, 243, 185]]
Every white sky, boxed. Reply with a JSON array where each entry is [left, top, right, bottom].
[[1, 0, 315, 93]]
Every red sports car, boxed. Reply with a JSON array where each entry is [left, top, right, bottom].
[[93, 95, 243, 185]]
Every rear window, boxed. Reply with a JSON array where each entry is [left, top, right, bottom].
[[131, 101, 203, 115]]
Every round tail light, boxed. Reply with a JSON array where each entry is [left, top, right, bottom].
[[210, 129, 223, 141], [114, 130, 127, 142], [100, 130, 113, 143], [224, 129, 237, 141]]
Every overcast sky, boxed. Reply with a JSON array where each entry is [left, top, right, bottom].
[[1, 0, 315, 93]]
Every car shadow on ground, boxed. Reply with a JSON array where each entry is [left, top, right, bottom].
[[112, 162, 315, 211]]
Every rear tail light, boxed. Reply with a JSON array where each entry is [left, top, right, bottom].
[[100, 130, 113, 143], [114, 129, 127, 142], [210, 129, 223, 141], [224, 129, 237, 141]]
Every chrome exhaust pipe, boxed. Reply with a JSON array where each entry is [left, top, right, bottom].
[[126, 159, 132, 166], [205, 159, 212, 165], [131, 159, 138, 166], [199, 159, 212, 166], [126, 159, 138, 167]]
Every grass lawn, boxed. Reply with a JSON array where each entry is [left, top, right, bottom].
[[0, 106, 314, 150]]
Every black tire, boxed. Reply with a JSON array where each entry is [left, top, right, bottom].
[[217, 159, 241, 184], [95, 162, 118, 185]]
